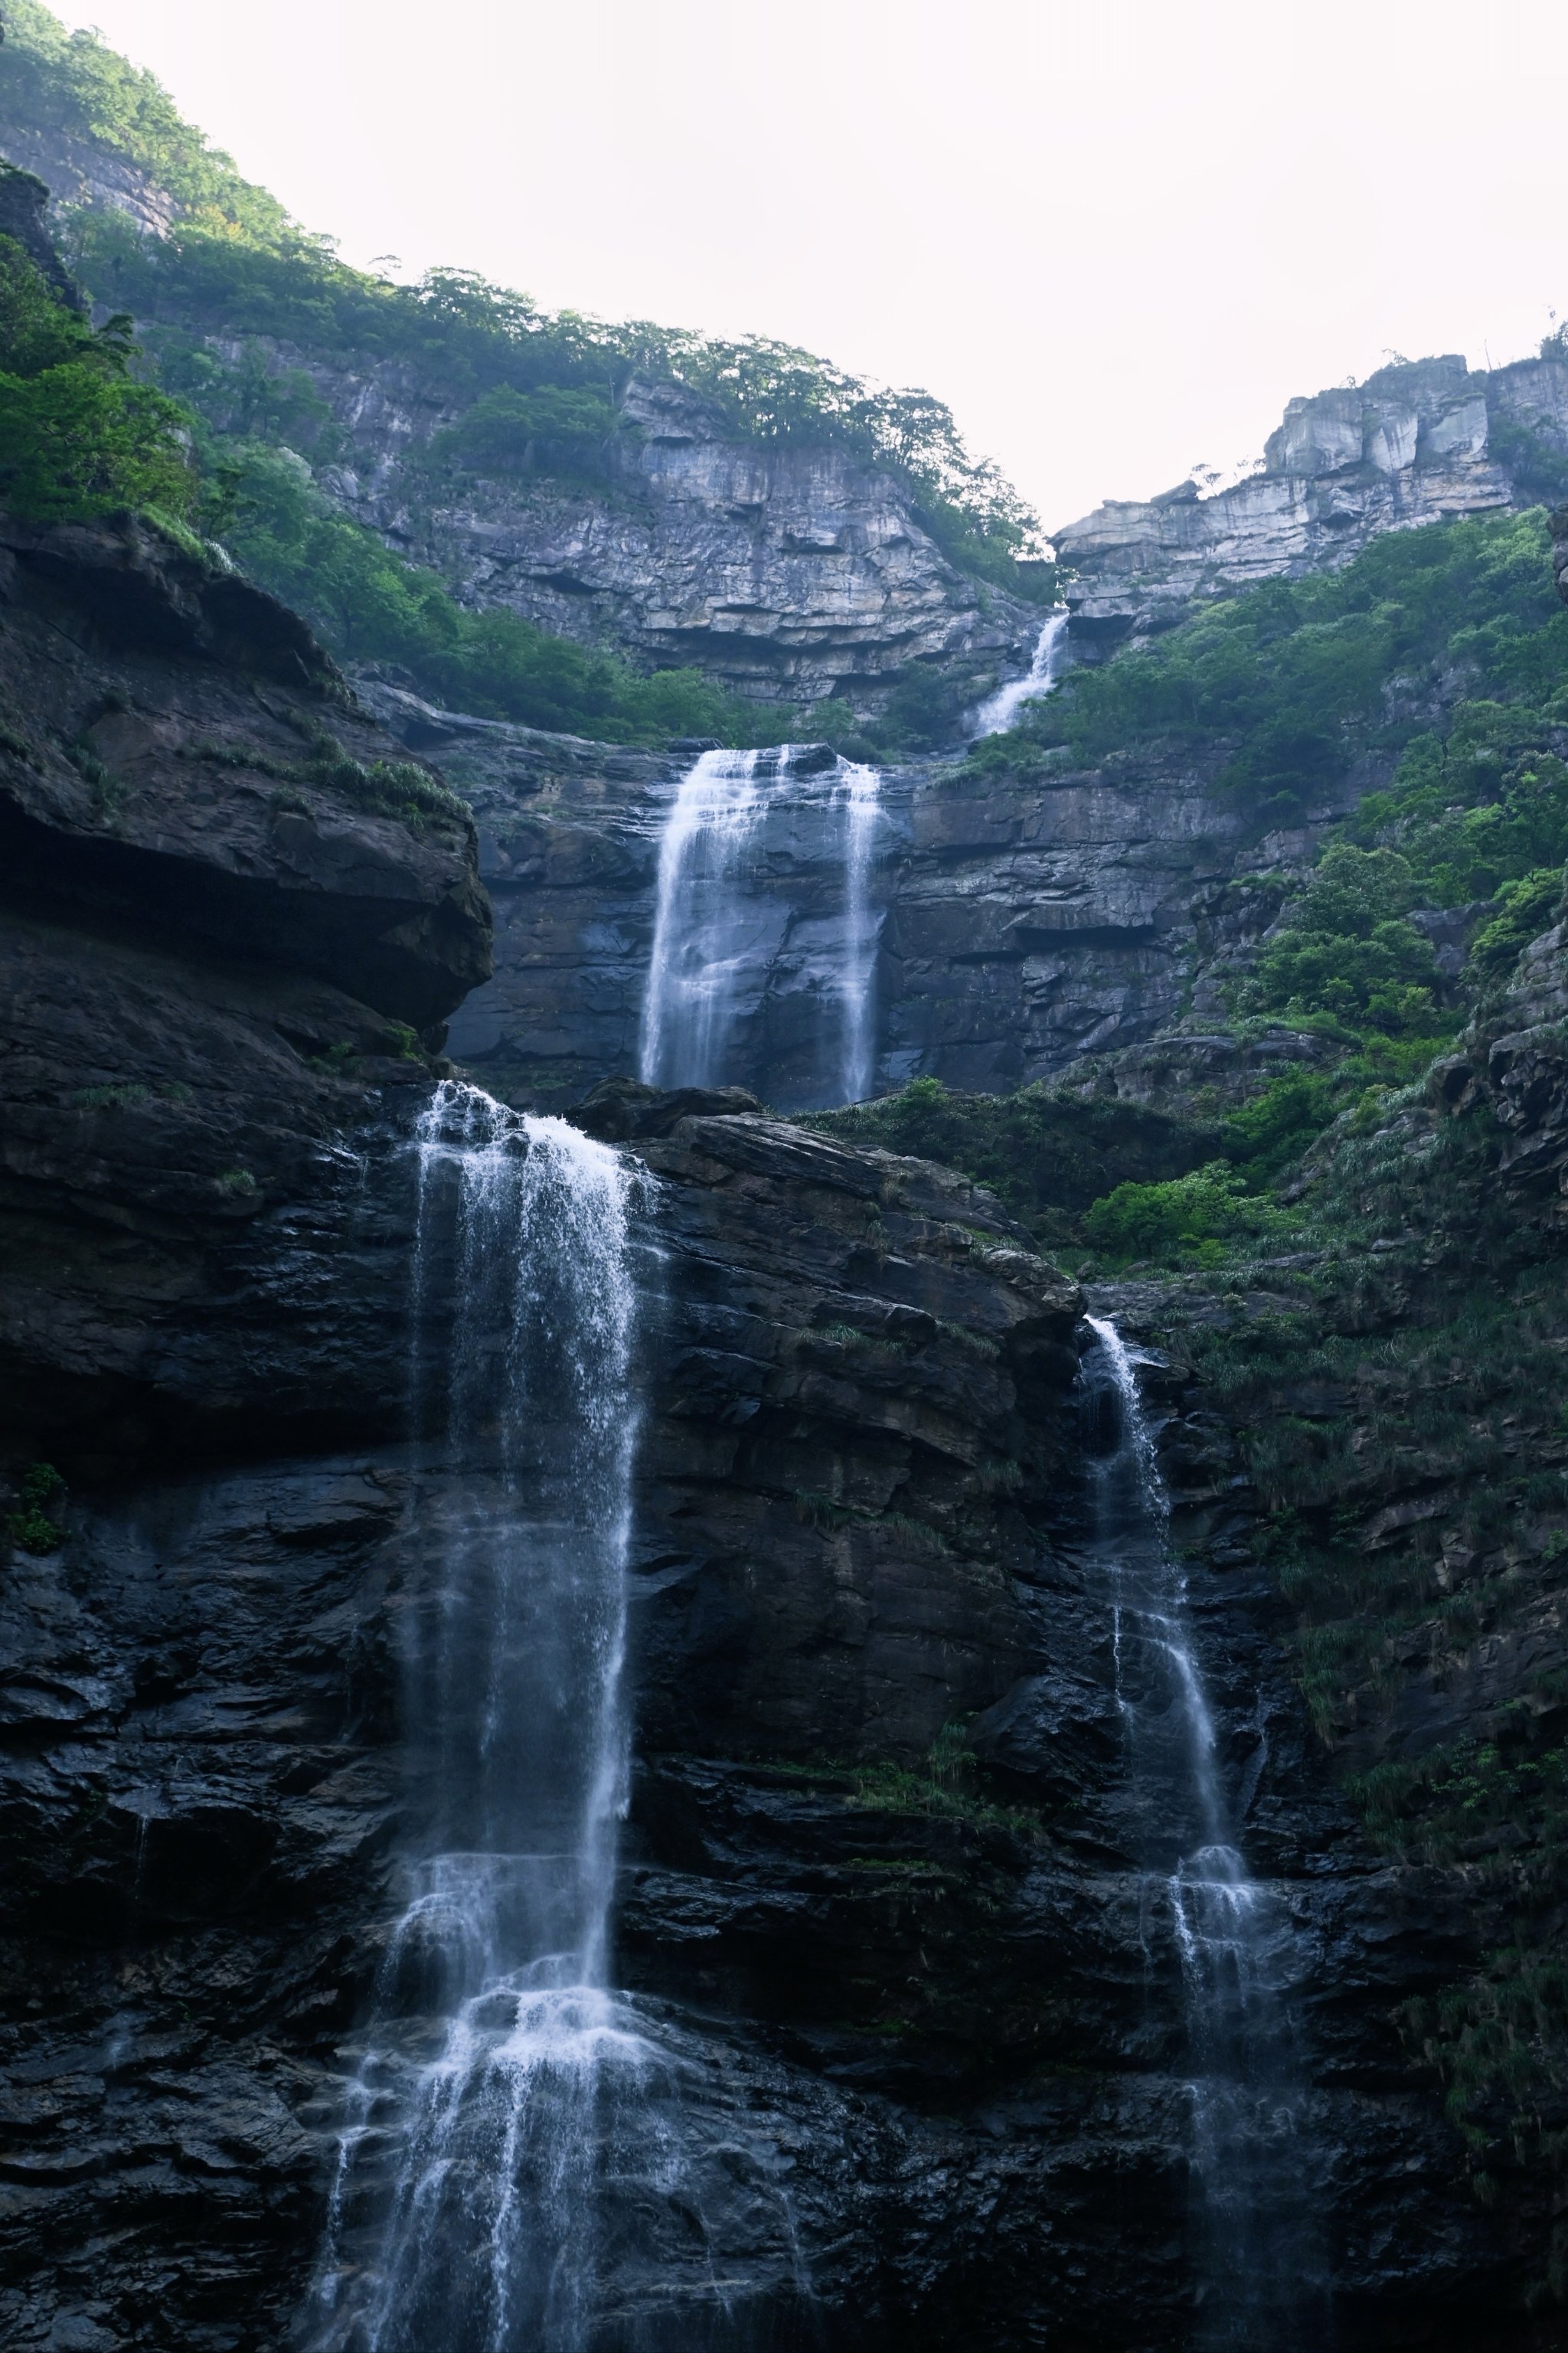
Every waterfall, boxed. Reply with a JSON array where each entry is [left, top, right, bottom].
[[838, 759, 880, 1105], [1083, 1316, 1328, 2349], [639, 743, 884, 1106], [309, 1080, 651, 2353], [973, 608, 1069, 736], [639, 746, 767, 1092]]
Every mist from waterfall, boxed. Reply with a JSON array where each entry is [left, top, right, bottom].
[[1083, 1315, 1328, 2350], [973, 609, 1070, 736], [639, 743, 884, 1106]]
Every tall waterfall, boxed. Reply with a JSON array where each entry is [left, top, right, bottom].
[[973, 608, 1069, 736], [309, 1081, 648, 2352], [639, 743, 884, 1106], [1083, 1316, 1327, 2349], [837, 759, 880, 1106]]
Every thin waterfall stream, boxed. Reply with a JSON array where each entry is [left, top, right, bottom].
[[1083, 1315, 1328, 2348], [639, 742, 884, 1105]]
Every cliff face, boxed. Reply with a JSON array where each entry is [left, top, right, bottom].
[[1056, 353, 1568, 647], [317, 373, 1039, 711], [0, 518, 1515, 2351], [358, 676, 1351, 1108], [0, 108, 1037, 721]]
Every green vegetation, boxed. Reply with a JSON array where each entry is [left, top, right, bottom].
[[6, 1459, 65, 1554], [851, 1724, 1035, 1833], [0, 193, 194, 522], [1083, 1162, 1285, 1265], [963, 507, 1568, 827], [808, 1076, 1224, 1250]]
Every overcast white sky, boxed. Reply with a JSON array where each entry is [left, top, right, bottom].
[[57, 0, 1568, 533]]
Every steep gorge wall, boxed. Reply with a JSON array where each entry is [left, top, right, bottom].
[[0, 517, 1521, 2350]]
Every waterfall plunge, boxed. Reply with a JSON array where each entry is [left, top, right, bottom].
[[309, 1083, 656, 2353], [638, 744, 884, 1106], [1083, 1317, 1328, 2350]]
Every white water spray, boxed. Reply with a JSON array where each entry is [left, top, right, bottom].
[[838, 759, 881, 1104], [639, 747, 768, 1091], [973, 609, 1070, 737]]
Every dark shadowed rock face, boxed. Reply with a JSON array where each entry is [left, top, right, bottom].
[[1, 518, 492, 1033], [0, 1048, 1515, 2351], [0, 527, 1533, 2348]]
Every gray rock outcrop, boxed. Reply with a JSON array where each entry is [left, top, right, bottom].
[[1056, 352, 1568, 646]]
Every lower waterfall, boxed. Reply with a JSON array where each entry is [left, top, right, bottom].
[[639, 743, 883, 1106], [1083, 1316, 1329, 2348], [305, 1085, 654, 2351]]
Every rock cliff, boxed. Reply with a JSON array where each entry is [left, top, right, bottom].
[[0, 522, 1514, 2347], [321, 372, 1038, 712], [0, 97, 1039, 721], [1056, 353, 1568, 648], [357, 676, 1350, 1108]]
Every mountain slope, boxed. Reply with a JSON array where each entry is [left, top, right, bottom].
[[0, 1, 1048, 740]]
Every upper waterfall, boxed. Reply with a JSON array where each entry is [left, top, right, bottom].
[[638, 742, 885, 1108], [973, 609, 1070, 736]]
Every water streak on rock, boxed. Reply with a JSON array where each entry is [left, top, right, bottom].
[[1083, 1315, 1328, 2349]]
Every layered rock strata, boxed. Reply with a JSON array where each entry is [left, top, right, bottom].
[[1056, 353, 1568, 648]]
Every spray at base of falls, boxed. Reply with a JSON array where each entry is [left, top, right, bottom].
[[639, 743, 884, 1106], [303, 1083, 801, 2353], [973, 609, 1070, 737], [1083, 1316, 1329, 2349]]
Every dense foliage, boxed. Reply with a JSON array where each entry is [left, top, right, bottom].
[[964, 507, 1568, 817], [0, 200, 194, 521]]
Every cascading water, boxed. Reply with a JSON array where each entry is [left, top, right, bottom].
[[1082, 1315, 1328, 2349], [973, 608, 1070, 736], [639, 743, 883, 1105], [307, 1080, 659, 2353]]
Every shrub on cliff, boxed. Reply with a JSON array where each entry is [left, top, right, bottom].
[[1248, 845, 1447, 1038], [1083, 1163, 1282, 1266]]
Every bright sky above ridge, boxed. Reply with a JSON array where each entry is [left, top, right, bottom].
[[60, 0, 1568, 535]]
